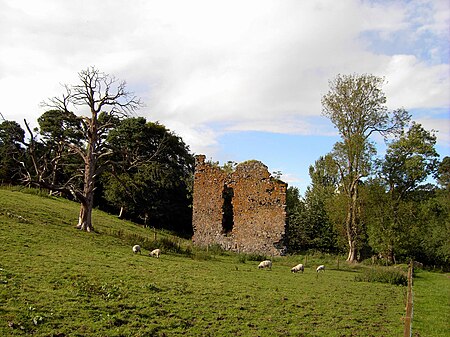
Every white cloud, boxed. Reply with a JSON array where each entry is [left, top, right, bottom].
[[384, 55, 450, 109], [0, 0, 448, 158], [412, 0, 450, 36], [416, 116, 450, 149]]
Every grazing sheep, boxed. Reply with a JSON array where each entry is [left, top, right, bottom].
[[258, 260, 272, 269], [316, 265, 325, 272], [132, 245, 141, 254], [149, 248, 161, 258], [291, 263, 304, 273]]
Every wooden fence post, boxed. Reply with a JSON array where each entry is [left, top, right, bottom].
[[404, 260, 414, 337]]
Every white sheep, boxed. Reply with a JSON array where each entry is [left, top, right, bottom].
[[291, 263, 304, 273], [258, 260, 272, 269], [149, 248, 161, 258], [132, 245, 141, 254], [316, 265, 325, 272]]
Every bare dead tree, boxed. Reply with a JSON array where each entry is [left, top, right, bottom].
[[22, 118, 83, 197], [33, 67, 143, 231]]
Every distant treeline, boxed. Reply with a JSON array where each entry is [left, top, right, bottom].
[[285, 159, 449, 269]]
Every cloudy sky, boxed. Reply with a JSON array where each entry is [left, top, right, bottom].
[[1, 0, 449, 193]]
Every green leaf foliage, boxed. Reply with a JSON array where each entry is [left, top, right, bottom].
[[103, 117, 194, 233], [0, 120, 25, 184], [321, 73, 410, 262]]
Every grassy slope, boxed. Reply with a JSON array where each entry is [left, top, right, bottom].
[[413, 270, 450, 337], [0, 188, 442, 336]]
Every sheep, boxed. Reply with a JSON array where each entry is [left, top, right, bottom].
[[291, 263, 304, 273], [132, 245, 141, 254], [149, 248, 161, 258], [258, 260, 272, 269], [316, 264, 325, 272]]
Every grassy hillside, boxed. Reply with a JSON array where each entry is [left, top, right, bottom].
[[413, 270, 450, 337], [0, 188, 445, 336]]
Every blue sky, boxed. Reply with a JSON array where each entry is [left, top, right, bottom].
[[0, 0, 449, 194], [217, 131, 340, 189]]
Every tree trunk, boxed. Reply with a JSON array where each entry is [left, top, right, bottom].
[[347, 239, 356, 262], [345, 211, 357, 262], [76, 200, 93, 232], [76, 172, 95, 232], [386, 244, 395, 264], [76, 121, 96, 232], [345, 181, 359, 263], [77, 206, 84, 228]]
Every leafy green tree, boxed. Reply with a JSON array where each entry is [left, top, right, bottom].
[[285, 186, 307, 252], [366, 122, 439, 263], [363, 178, 398, 262], [305, 155, 339, 252], [436, 156, 450, 189], [0, 120, 25, 184], [308, 154, 339, 188], [417, 161, 450, 266], [321, 73, 409, 262], [33, 110, 84, 194], [286, 156, 339, 253], [380, 122, 439, 200], [102, 117, 194, 233]]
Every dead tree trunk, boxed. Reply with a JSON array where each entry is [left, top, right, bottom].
[[118, 206, 124, 219], [76, 193, 94, 232], [75, 117, 97, 232]]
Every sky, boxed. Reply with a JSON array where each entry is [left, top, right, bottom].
[[0, 0, 449, 194]]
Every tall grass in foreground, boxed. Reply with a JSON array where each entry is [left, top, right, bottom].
[[1, 188, 447, 336]]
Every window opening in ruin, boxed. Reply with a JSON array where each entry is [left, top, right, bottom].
[[221, 185, 234, 235]]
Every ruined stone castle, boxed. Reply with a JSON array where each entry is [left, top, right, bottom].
[[192, 155, 287, 256]]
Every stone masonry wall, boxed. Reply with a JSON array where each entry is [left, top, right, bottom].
[[192, 155, 287, 256], [191, 155, 233, 249]]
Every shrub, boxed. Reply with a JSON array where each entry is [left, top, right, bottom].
[[236, 254, 247, 264], [355, 267, 407, 286], [246, 253, 268, 262], [191, 250, 213, 261], [156, 237, 185, 254], [207, 244, 226, 256]]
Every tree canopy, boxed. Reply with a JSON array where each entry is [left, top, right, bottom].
[[321, 74, 409, 262], [0, 120, 25, 184], [102, 117, 194, 233]]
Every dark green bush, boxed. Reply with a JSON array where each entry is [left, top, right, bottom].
[[246, 253, 268, 262]]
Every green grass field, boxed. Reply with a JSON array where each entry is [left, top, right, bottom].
[[0, 188, 447, 336], [412, 270, 450, 337]]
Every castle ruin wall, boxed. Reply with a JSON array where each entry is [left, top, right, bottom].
[[192, 155, 287, 256]]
